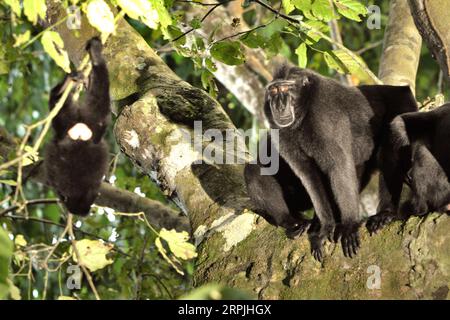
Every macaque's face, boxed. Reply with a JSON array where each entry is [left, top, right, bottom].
[[266, 73, 310, 128], [266, 79, 297, 128]]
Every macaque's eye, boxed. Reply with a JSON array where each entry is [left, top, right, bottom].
[[279, 85, 289, 93], [269, 87, 278, 95]]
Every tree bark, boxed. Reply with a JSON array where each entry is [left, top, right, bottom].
[[378, 0, 422, 93], [43, 2, 450, 299], [408, 0, 450, 81]]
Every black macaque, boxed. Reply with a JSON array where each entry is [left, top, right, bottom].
[[367, 104, 450, 232], [44, 37, 110, 216], [260, 65, 417, 260], [244, 134, 313, 239]]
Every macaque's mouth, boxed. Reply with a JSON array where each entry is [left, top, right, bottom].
[[270, 104, 295, 128]]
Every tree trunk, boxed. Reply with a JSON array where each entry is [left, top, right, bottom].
[[45, 2, 450, 299], [378, 0, 422, 93]]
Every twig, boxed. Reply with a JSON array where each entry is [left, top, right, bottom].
[[0, 198, 59, 217], [175, 0, 234, 6], [210, 18, 276, 45], [67, 214, 101, 300], [1, 213, 130, 257], [356, 40, 383, 55], [170, 0, 232, 43]]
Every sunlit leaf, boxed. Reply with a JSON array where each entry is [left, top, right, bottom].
[[70, 239, 114, 272], [282, 0, 295, 14], [311, 0, 333, 21], [117, 0, 160, 30], [0, 227, 13, 300], [295, 42, 308, 68], [41, 31, 71, 73], [155, 237, 184, 275], [324, 51, 346, 73], [4, 0, 21, 16], [86, 0, 115, 35], [333, 0, 367, 22], [58, 296, 77, 300], [23, 0, 47, 25], [159, 228, 197, 261], [22, 145, 39, 167], [14, 31, 31, 48], [7, 279, 21, 300], [0, 180, 17, 186], [14, 235, 27, 247], [293, 0, 314, 19]]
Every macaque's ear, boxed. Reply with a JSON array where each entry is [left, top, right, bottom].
[[301, 76, 310, 87]]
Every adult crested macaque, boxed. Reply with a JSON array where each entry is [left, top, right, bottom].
[[367, 104, 450, 232], [244, 134, 313, 239], [44, 37, 110, 216], [261, 65, 417, 260]]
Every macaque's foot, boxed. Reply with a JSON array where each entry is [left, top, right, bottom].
[[334, 223, 361, 258], [86, 37, 104, 66], [366, 211, 395, 235], [285, 219, 311, 239], [310, 237, 324, 262]]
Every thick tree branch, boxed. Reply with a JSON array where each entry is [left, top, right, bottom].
[[408, 0, 450, 81]]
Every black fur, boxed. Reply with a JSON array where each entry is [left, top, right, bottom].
[[367, 104, 450, 232], [44, 37, 110, 216], [244, 135, 312, 239], [260, 66, 417, 260]]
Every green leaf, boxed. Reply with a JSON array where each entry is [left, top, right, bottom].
[[0, 46, 9, 75], [23, 0, 47, 25], [4, 0, 21, 16], [159, 228, 197, 261], [239, 32, 265, 49], [41, 31, 71, 73], [292, 0, 314, 19], [301, 20, 329, 44], [210, 41, 245, 66], [58, 296, 77, 300], [311, 0, 333, 21], [14, 235, 27, 247], [70, 239, 114, 272], [117, 0, 159, 29], [324, 51, 347, 74], [86, 0, 115, 35], [282, 0, 295, 14], [22, 145, 39, 166], [155, 237, 184, 275], [0, 227, 13, 300], [333, 0, 367, 21], [189, 17, 202, 30], [295, 43, 308, 68], [150, 0, 172, 31], [0, 180, 17, 186], [167, 25, 186, 45], [13, 30, 31, 48]]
